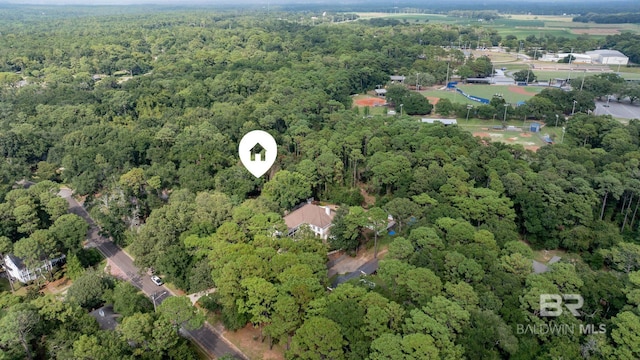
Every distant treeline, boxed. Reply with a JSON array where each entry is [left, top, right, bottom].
[[605, 33, 640, 64], [283, 0, 640, 16], [447, 10, 500, 20], [574, 12, 640, 24]]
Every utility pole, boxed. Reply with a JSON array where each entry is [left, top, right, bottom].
[[580, 70, 586, 91], [445, 62, 450, 87], [568, 47, 574, 82], [466, 105, 473, 121], [526, 47, 539, 84], [503, 103, 509, 127], [152, 292, 158, 312], [571, 100, 577, 115]]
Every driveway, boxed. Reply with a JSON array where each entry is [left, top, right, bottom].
[[58, 188, 248, 360]]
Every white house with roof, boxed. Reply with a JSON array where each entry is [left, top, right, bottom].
[[3, 254, 66, 283], [284, 203, 335, 240]]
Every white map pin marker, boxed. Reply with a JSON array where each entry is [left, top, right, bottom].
[[239, 130, 277, 178]]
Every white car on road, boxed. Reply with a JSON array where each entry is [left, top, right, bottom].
[[151, 275, 163, 286]]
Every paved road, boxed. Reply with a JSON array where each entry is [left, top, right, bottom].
[[332, 258, 379, 287], [58, 188, 247, 360]]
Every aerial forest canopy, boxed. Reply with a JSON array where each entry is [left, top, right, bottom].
[[1, 7, 640, 360]]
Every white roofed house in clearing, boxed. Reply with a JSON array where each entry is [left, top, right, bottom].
[[284, 203, 336, 240], [3, 253, 66, 284]]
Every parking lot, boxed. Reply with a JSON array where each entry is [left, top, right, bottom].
[[594, 98, 640, 120]]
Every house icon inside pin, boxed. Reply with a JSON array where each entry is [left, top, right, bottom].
[[250, 143, 267, 162]]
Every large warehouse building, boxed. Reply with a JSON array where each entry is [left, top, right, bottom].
[[540, 53, 593, 63], [586, 50, 629, 65]]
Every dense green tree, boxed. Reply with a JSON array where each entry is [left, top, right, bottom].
[[157, 296, 205, 331], [287, 316, 345, 360], [513, 69, 537, 83], [66, 269, 113, 309], [107, 282, 152, 317], [0, 303, 39, 360], [262, 170, 312, 210]]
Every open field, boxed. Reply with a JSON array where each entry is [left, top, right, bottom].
[[508, 15, 574, 22], [532, 70, 640, 81], [420, 90, 477, 105], [352, 94, 388, 115], [457, 84, 542, 103], [469, 129, 544, 151], [457, 121, 565, 151], [355, 12, 640, 37]]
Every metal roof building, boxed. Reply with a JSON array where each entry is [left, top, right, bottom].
[[586, 50, 629, 65]]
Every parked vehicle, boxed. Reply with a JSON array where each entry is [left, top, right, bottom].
[[151, 275, 163, 286]]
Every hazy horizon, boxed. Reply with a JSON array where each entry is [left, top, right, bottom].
[[0, 0, 624, 5]]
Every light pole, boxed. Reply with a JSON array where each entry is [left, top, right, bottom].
[[561, 126, 566, 143], [400, 104, 404, 116], [567, 47, 574, 82], [571, 100, 577, 115], [525, 47, 539, 84], [555, 114, 559, 127], [580, 70, 586, 92], [466, 105, 473, 122], [503, 103, 509, 126], [152, 291, 159, 312]]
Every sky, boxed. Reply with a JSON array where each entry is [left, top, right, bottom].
[[0, 0, 600, 4]]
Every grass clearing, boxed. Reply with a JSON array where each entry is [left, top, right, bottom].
[[457, 84, 542, 103], [532, 70, 640, 81], [457, 120, 564, 151], [508, 14, 574, 22], [420, 90, 477, 105]]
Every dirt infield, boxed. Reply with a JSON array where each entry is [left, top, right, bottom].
[[355, 97, 386, 107], [473, 132, 491, 138], [508, 86, 535, 96], [427, 96, 440, 106], [473, 131, 542, 152]]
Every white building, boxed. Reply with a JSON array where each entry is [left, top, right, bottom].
[[3, 254, 66, 283], [586, 50, 629, 65], [421, 118, 458, 125], [284, 203, 335, 240], [540, 53, 592, 63]]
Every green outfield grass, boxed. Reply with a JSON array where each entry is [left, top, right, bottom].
[[500, 64, 530, 71], [494, 28, 578, 39], [420, 90, 477, 105], [533, 70, 640, 81], [457, 84, 542, 103]]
